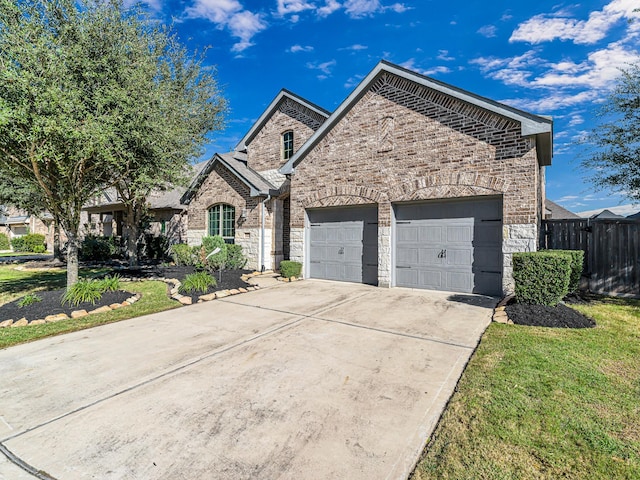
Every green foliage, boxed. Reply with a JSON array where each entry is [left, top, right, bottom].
[[179, 271, 217, 295], [61, 279, 104, 307], [226, 244, 247, 269], [79, 235, 119, 261], [512, 252, 571, 306], [542, 249, 584, 293], [17, 292, 41, 308], [279, 260, 302, 279], [10, 236, 25, 252], [0, 232, 9, 250], [581, 64, 640, 203], [171, 243, 195, 266], [202, 235, 227, 270], [22, 233, 46, 253], [99, 274, 120, 292]]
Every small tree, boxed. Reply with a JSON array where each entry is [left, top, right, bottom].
[[581, 63, 640, 202]]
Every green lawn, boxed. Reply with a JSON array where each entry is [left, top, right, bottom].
[[413, 296, 640, 479], [0, 265, 179, 349]]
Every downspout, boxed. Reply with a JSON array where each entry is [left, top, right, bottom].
[[261, 194, 271, 272]]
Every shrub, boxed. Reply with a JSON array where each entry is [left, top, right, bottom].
[[140, 234, 170, 261], [279, 260, 302, 279], [99, 274, 121, 292], [79, 234, 118, 261], [179, 271, 217, 295], [202, 235, 227, 270], [0, 232, 9, 250], [11, 236, 26, 252], [171, 243, 195, 266], [61, 279, 104, 307], [226, 244, 247, 269], [23, 233, 46, 252], [17, 293, 42, 308], [512, 252, 571, 306], [544, 249, 584, 293]]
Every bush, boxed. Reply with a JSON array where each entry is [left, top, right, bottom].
[[61, 279, 104, 307], [23, 233, 46, 252], [171, 243, 195, 266], [0, 232, 9, 250], [279, 260, 302, 279], [542, 249, 584, 293], [226, 244, 247, 269], [79, 234, 118, 261], [202, 235, 227, 269], [179, 271, 217, 295], [140, 234, 170, 261], [512, 252, 571, 306], [11, 236, 26, 252]]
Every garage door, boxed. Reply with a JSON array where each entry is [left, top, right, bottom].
[[394, 197, 502, 295], [308, 206, 378, 285]]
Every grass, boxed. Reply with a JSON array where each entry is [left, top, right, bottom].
[[0, 264, 178, 349], [412, 296, 640, 480]]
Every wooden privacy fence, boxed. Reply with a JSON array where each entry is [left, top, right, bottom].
[[541, 219, 640, 298]]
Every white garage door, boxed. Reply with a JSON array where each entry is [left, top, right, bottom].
[[394, 197, 502, 295], [308, 206, 378, 285]]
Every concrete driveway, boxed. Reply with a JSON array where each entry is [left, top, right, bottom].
[[0, 280, 494, 480]]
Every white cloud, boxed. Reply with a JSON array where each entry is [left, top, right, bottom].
[[400, 59, 451, 76], [306, 59, 337, 76], [477, 25, 497, 38], [510, 0, 640, 45], [344, 0, 381, 18], [289, 44, 314, 53], [387, 3, 410, 13], [185, 0, 266, 52], [277, 0, 314, 16], [341, 44, 368, 51], [437, 50, 455, 61], [501, 90, 601, 112], [317, 0, 341, 17], [568, 114, 584, 126], [577, 204, 640, 217]]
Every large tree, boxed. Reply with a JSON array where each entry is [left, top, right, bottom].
[[582, 63, 640, 202], [0, 0, 225, 284]]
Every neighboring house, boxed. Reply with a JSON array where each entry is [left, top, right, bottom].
[[590, 209, 625, 220], [0, 205, 54, 250], [544, 200, 580, 219], [627, 211, 640, 220], [82, 161, 209, 243], [184, 60, 553, 296]]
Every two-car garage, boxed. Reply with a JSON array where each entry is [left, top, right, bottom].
[[306, 197, 504, 296]]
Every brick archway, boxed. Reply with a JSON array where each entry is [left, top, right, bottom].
[[301, 185, 386, 209], [387, 172, 508, 202]]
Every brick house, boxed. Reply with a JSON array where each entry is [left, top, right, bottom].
[[183, 60, 554, 295], [0, 205, 54, 250]]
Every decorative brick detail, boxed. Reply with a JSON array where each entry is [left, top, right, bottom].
[[247, 99, 325, 173]]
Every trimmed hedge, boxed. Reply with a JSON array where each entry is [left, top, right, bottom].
[[512, 252, 571, 306], [0, 232, 9, 250], [79, 235, 118, 261], [11, 233, 46, 253], [279, 260, 302, 279], [202, 235, 227, 269], [542, 249, 584, 293], [171, 243, 194, 266]]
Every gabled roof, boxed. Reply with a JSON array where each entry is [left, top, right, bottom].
[[545, 200, 580, 219], [591, 209, 625, 219], [235, 89, 331, 152], [280, 60, 554, 174], [181, 152, 276, 205]]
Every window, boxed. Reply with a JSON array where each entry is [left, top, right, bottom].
[[160, 219, 166, 234], [208, 204, 235, 243], [282, 130, 294, 160]]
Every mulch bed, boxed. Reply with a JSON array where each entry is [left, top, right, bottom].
[[505, 294, 596, 329], [0, 289, 131, 323], [1, 264, 253, 324]]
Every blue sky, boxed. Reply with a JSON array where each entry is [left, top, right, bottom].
[[137, 0, 639, 215]]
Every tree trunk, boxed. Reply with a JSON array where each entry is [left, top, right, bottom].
[[66, 231, 79, 288], [53, 220, 63, 261], [126, 203, 141, 267]]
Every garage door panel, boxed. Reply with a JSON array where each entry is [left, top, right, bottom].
[[308, 207, 378, 286], [395, 198, 502, 295]]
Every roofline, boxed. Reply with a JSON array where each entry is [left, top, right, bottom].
[[180, 154, 271, 205], [280, 60, 553, 174], [235, 89, 331, 152]]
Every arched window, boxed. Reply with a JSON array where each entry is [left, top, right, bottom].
[[208, 204, 235, 243], [282, 130, 294, 160]]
